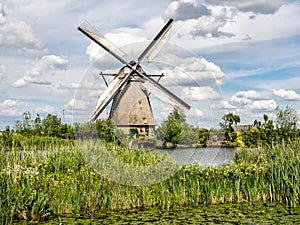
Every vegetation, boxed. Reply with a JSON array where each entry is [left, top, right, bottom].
[[0, 106, 299, 224], [1, 139, 300, 224], [219, 106, 299, 148], [1, 105, 298, 150]]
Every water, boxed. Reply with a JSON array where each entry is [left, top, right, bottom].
[[17, 203, 300, 224], [154, 147, 235, 167]]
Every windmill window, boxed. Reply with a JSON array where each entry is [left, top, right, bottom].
[[143, 117, 148, 124], [139, 101, 143, 109]]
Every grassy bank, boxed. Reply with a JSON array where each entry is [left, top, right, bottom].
[[0, 140, 299, 224]]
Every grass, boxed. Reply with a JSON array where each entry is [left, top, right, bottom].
[[1, 139, 300, 224]]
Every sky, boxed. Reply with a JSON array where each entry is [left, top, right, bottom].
[[0, 0, 300, 130]]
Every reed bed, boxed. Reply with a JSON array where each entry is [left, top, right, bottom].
[[1, 135, 76, 151], [1, 139, 299, 224]]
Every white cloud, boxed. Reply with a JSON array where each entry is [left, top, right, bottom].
[[0, 7, 42, 52], [231, 90, 264, 106], [230, 95, 252, 105], [163, 0, 211, 21], [13, 54, 68, 87], [155, 53, 224, 86], [0, 99, 21, 107], [191, 8, 235, 38], [235, 90, 263, 99], [186, 108, 204, 117], [273, 89, 300, 101], [36, 105, 55, 114], [246, 99, 277, 111], [67, 98, 88, 110], [205, 0, 285, 14], [0, 99, 24, 117], [229, 90, 278, 112], [181, 86, 221, 100]]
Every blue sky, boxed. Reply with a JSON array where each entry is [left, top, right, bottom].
[[0, 0, 299, 129]]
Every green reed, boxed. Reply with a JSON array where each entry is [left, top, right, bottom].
[[1, 135, 75, 151], [1, 139, 299, 224]]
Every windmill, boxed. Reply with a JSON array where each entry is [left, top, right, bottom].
[[78, 18, 191, 138]]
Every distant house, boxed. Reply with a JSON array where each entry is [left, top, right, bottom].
[[231, 125, 257, 133], [208, 133, 225, 147]]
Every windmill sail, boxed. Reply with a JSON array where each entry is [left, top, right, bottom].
[[139, 74, 191, 110], [78, 21, 128, 65], [138, 18, 175, 64], [91, 73, 131, 121]]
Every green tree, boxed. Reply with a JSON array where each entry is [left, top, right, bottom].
[[180, 123, 199, 146], [219, 112, 241, 144], [156, 106, 186, 147], [33, 114, 42, 135], [262, 114, 276, 145], [276, 106, 298, 142], [1, 126, 13, 150], [198, 128, 209, 144], [42, 114, 62, 137], [95, 119, 116, 142]]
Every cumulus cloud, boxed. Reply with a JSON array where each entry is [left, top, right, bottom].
[[0, 3, 42, 52], [181, 86, 221, 101], [13, 54, 68, 87], [0, 99, 24, 116], [36, 105, 55, 114], [230, 90, 277, 111], [246, 99, 277, 111], [235, 90, 263, 99], [191, 8, 235, 38], [273, 89, 300, 101], [155, 52, 224, 86], [163, 0, 211, 21], [205, 0, 285, 14]]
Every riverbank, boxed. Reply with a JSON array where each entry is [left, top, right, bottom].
[[1, 139, 299, 224]]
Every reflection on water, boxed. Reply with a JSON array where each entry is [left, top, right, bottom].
[[154, 147, 235, 167]]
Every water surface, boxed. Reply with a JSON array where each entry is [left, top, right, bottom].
[[154, 147, 235, 167]]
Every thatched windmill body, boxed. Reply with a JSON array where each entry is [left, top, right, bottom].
[[78, 19, 190, 137]]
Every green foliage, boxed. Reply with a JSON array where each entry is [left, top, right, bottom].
[[199, 128, 209, 144], [276, 106, 298, 142], [12, 112, 74, 139], [1, 140, 300, 224], [156, 106, 185, 147], [219, 112, 241, 146]]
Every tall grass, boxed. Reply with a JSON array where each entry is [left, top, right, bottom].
[[0, 135, 75, 151], [0, 139, 299, 224]]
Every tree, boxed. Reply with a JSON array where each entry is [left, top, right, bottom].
[[42, 114, 62, 137], [33, 114, 42, 135], [276, 106, 298, 142], [95, 119, 116, 142], [261, 114, 276, 145], [199, 128, 209, 144], [219, 112, 240, 133], [219, 112, 241, 144], [156, 106, 186, 147]]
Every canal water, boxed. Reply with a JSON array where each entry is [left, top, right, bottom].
[[16, 203, 300, 224], [154, 147, 235, 167]]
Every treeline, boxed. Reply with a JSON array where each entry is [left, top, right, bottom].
[[1, 106, 299, 150], [155, 106, 299, 148], [219, 106, 299, 147]]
